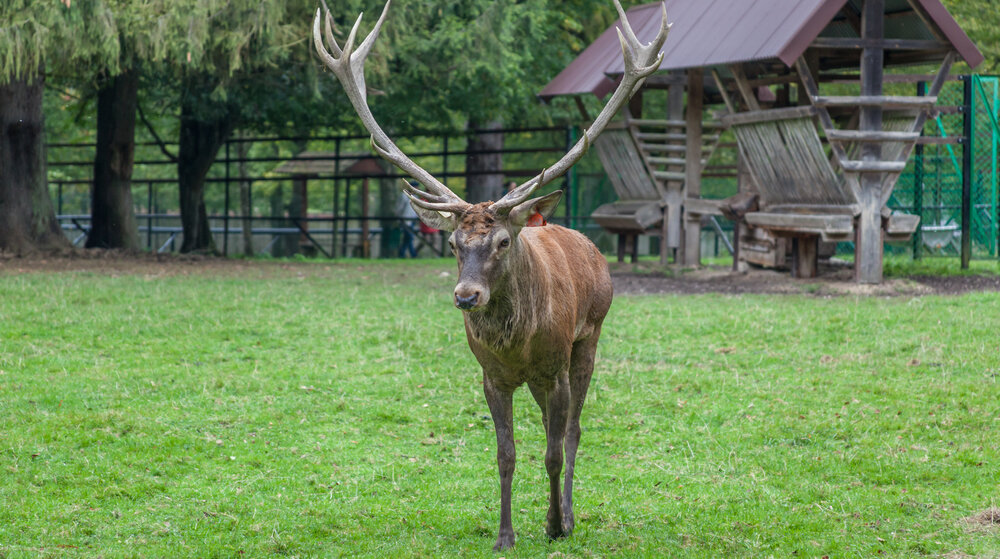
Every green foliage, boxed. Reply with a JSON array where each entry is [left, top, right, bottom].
[[0, 0, 118, 83], [942, 0, 1000, 72], [352, 0, 641, 130], [1, 260, 999, 557]]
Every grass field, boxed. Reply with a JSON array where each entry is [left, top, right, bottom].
[[1, 259, 998, 558]]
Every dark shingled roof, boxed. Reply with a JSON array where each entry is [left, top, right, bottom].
[[540, 0, 983, 99]]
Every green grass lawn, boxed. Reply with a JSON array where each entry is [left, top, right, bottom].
[[1, 259, 998, 558]]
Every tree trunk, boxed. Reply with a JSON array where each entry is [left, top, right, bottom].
[[178, 100, 236, 254], [87, 68, 140, 250], [0, 72, 68, 254], [465, 119, 504, 203], [236, 135, 254, 257]]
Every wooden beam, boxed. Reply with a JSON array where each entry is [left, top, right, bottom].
[[729, 64, 760, 111], [795, 57, 853, 170], [878, 50, 957, 203], [840, 160, 907, 172], [841, 2, 863, 34], [856, 0, 886, 284], [810, 37, 949, 50], [826, 130, 920, 142], [812, 95, 937, 108], [819, 72, 960, 84], [720, 105, 818, 127], [710, 69, 736, 114], [904, 0, 947, 43], [682, 68, 704, 266]]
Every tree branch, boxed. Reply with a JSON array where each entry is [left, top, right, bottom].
[[138, 101, 178, 163]]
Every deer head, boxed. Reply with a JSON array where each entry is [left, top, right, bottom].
[[313, 0, 670, 311]]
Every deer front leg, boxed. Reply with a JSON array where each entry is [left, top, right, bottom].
[[544, 373, 571, 540], [483, 374, 516, 551]]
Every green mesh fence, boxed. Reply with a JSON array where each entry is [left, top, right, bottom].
[[889, 75, 999, 259]]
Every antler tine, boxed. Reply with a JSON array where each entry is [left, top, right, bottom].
[[490, 0, 670, 213], [312, 2, 469, 211], [402, 180, 472, 213]]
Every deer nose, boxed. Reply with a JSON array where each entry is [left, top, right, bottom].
[[455, 291, 480, 310]]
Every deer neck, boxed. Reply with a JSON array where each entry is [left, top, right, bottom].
[[464, 237, 538, 351]]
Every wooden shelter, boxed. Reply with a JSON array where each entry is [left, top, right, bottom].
[[275, 152, 386, 257], [541, 0, 982, 283]]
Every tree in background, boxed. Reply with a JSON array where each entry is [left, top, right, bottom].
[[353, 0, 634, 203], [85, 0, 178, 250], [0, 1, 117, 253]]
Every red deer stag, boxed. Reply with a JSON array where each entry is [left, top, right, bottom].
[[313, 0, 669, 550]]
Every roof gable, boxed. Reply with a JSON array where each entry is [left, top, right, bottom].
[[540, 0, 983, 99]]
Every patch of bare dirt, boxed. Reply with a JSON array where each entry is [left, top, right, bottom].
[[2, 249, 999, 296], [0, 249, 309, 279], [963, 508, 1000, 532], [610, 261, 1000, 297]]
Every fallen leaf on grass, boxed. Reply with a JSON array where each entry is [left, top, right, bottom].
[[714, 347, 736, 354]]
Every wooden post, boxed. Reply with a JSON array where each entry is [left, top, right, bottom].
[[682, 68, 704, 266], [856, 0, 885, 284], [663, 80, 685, 260], [293, 175, 309, 250], [792, 236, 819, 278], [361, 177, 370, 258]]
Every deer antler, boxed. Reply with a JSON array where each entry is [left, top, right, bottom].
[[490, 1, 671, 213], [314, 0, 669, 217], [312, 0, 470, 214]]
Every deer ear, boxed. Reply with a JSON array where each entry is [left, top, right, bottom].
[[508, 190, 563, 228], [410, 200, 460, 232]]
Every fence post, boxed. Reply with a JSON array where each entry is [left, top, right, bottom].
[[224, 140, 231, 256], [147, 181, 153, 250], [961, 75, 973, 269], [913, 81, 925, 260], [333, 137, 342, 259]]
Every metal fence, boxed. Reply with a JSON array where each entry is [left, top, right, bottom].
[[49, 126, 627, 258], [889, 75, 1000, 262], [52, 76, 997, 263]]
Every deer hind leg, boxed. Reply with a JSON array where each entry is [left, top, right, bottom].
[[483, 374, 516, 551], [541, 372, 571, 540], [562, 327, 602, 536]]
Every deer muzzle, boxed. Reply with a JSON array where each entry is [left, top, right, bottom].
[[454, 283, 489, 311]]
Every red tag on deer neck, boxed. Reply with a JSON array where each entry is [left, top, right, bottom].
[[525, 212, 547, 227]]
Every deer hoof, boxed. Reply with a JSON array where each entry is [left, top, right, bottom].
[[562, 515, 575, 537], [493, 535, 515, 551], [546, 523, 568, 541]]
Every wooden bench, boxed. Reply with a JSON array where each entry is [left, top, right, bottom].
[[721, 106, 921, 277]]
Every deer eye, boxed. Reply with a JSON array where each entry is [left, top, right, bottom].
[[498, 238, 510, 249]]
